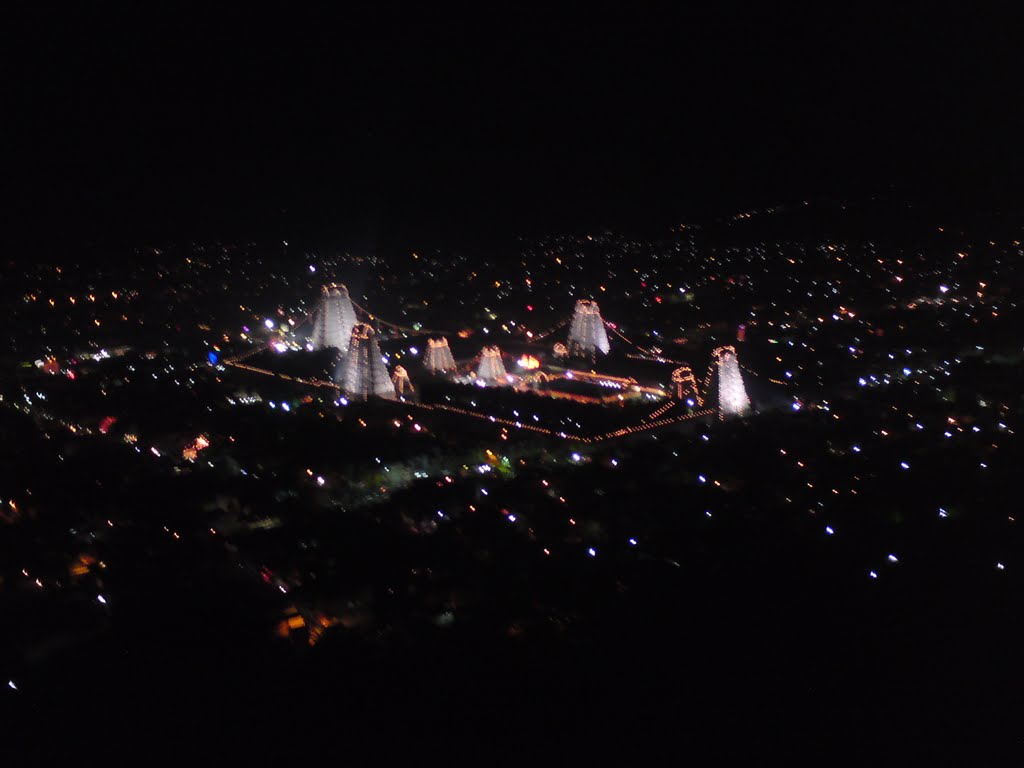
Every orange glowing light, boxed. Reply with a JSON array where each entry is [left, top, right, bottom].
[[517, 354, 540, 370]]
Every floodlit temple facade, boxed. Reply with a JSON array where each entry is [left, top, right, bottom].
[[311, 284, 358, 353], [335, 324, 396, 400], [567, 299, 610, 357]]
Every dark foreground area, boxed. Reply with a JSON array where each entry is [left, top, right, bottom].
[[5, 510, 1022, 761]]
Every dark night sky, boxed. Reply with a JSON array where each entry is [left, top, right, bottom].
[[4, 4, 1023, 252]]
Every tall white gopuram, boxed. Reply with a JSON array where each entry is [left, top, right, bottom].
[[713, 346, 750, 417], [335, 324, 396, 400], [311, 284, 358, 353], [567, 299, 610, 357]]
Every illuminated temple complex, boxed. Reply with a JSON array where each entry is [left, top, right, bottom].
[[222, 279, 766, 426]]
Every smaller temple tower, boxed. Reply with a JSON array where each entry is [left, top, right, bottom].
[[476, 346, 507, 383], [424, 337, 457, 374], [391, 365, 414, 396], [671, 366, 702, 405]]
